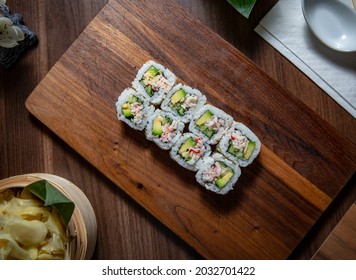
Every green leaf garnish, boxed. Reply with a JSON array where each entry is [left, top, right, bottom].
[[25, 180, 75, 227], [227, 0, 257, 18]]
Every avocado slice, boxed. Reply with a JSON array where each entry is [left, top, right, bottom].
[[122, 103, 132, 118], [196, 110, 213, 126], [215, 170, 234, 189], [196, 114, 216, 138], [122, 108, 132, 118], [243, 141, 255, 160], [179, 137, 195, 155], [152, 117, 163, 136], [128, 95, 138, 104], [171, 89, 186, 104], [145, 66, 160, 78]]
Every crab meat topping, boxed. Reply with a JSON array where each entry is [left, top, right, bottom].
[[230, 130, 248, 152], [130, 102, 144, 124], [205, 115, 225, 130], [186, 137, 205, 164], [142, 73, 170, 92], [160, 121, 178, 143], [182, 95, 198, 109], [202, 162, 222, 182], [202, 161, 230, 183]]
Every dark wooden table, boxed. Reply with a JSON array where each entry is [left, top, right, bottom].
[[1, 0, 355, 259]]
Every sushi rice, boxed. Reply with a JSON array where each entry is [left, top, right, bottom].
[[115, 87, 154, 131], [170, 132, 211, 171], [195, 153, 241, 195], [145, 109, 185, 150], [188, 104, 233, 145], [115, 60, 261, 195], [161, 83, 207, 123], [132, 60, 176, 105], [217, 121, 261, 167]]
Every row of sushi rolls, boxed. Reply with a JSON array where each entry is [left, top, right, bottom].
[[116, 60, 261, 195]]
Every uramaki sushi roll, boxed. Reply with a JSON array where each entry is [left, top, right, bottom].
[[161, 83, 207, 123], [145, 109, 185, 150], [217, 122, 260, 167], [195, 153, 241, 195], [170, 133, 211, 171], [132, 60, 176, 105], [188, 104, 233, 145], [115, 88, 154, 131]]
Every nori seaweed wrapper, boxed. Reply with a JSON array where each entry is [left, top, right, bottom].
[[0, 4, 38, 68]]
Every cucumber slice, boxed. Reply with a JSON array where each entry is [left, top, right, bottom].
[[145, 85, 153, 96], [177, 107, 185, 116], [202, 127, 215, 138]]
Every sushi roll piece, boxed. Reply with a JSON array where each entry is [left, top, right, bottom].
[[132, 60, 176, 105], [170, 133, 211, 171], [196, 153, 241, 195], [145, 109, 185, 150], [161, 83, 207, 123], [188, 104, 233, 145], [115, 88, 154, 131], [217, 122, 261, 167]]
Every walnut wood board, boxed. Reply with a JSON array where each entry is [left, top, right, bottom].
[[26, 0, 356, 259], [312, 203, 356, 260]]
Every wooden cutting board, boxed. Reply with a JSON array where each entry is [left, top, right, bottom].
[[26, 0, 356, 259], [312, 202, 356, 259]]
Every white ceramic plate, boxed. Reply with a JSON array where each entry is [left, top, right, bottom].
[[302, 0, 356, 52]]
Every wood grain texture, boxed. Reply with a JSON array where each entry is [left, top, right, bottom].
[[0, 0, 108, 178], [25, 0, 356, 259], [2, 0, 356, 260], [313, 203, 356, 260], [1, 0, 198, 260]]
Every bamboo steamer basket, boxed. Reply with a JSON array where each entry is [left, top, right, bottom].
[[0, 173, 97, 260]]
